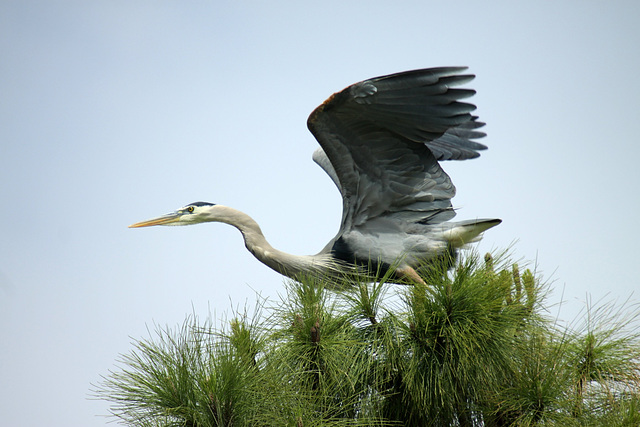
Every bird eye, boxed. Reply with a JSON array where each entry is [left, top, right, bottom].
[[187, 206, 194, 213]]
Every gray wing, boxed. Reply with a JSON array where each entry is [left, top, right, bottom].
[[307, 67, 486, 236]]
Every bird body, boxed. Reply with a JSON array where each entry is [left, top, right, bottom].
[[130, 67, 501, 285]]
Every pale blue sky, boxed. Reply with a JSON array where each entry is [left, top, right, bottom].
[[1, 1, 639, 425]]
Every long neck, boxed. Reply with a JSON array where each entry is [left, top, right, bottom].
[[210, 205, 329, 279]]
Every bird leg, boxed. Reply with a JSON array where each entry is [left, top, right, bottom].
[[396, 266, 427, 286]]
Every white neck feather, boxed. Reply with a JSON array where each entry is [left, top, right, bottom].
[[207, 205, 331, 279]]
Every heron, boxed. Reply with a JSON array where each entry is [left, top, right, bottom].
[[129, 67, 500, 286]]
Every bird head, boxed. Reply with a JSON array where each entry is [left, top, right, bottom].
[[128, 202, 216, 228]]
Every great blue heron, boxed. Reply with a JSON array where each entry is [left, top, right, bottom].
[[129, 67, 500, 285]]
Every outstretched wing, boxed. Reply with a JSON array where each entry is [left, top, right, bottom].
[[307, 67, 486, 234]]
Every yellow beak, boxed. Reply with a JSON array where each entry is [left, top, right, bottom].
[[128, 213, 181, 228]]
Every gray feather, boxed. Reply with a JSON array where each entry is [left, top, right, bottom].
[[306, 67, 500, 275]]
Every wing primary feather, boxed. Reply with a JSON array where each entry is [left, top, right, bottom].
[[307, 67, 491, 245]]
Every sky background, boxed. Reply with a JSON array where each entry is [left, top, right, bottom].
[[1, 1, 639, 425]]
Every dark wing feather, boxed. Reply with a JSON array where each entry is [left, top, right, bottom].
[[307, 67, 486, 234], [426, 116, 487, 160]]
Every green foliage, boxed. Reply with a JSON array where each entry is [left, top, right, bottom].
[[95, 252, 640, 426]]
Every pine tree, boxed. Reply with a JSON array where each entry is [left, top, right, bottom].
[[95, 251, 640, 426]]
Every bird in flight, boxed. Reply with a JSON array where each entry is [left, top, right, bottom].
[[129, 67, 500, 286]]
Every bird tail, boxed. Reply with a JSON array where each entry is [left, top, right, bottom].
[[439, 218, 501, 248]]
